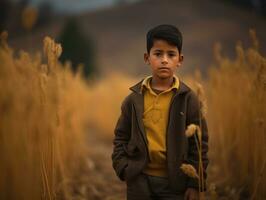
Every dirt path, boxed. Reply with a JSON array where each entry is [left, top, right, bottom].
[[79, 131, 126, 200]]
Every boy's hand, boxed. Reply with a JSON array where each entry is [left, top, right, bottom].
[[184, 188, 199, 200]]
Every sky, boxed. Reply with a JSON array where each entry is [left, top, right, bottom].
[[27, 0, 142, 14]]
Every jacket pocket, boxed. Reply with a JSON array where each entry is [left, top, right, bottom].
[[123, 143, 140, 158]]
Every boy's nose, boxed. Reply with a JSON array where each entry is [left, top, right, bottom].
[[161, 54, 168, 64]]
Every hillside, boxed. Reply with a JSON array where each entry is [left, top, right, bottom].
[[10, 0, 266, 77]]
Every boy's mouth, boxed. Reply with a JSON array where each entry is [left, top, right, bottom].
[[158, 67, 170, 70]]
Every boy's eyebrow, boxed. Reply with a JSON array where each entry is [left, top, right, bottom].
[[167, 50, 178, 54], [153, 49, 178, 53], [153, 49, 163, 52]]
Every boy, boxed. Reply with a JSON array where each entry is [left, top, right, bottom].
[[111, 24, 209, 200]]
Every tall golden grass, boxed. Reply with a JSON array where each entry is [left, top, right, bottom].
[[0, 32, 90, 199], [86, 72, 136, 139], [207, 30, 266, 199], [1, 29, 265, 199]]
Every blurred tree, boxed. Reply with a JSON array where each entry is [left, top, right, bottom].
[[221, 0, 266, 15], [0, 0, 11, 32], [12, 0, 30, 36], [222, 0, 251, 6], [251, 0, 266, 15], [18, 0, 29, 8], [37, 2, 53, 27], [58, 18, 96, 79], [115, 0, 128, 5], [21, 6, 38, 31], [234, 0, 252, 7]]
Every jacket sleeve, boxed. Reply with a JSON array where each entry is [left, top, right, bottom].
[[111, 96, 132, 181], [186, 91, 209, 191]]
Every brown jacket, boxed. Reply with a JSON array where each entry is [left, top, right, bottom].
[[111, 79, 209, 192]]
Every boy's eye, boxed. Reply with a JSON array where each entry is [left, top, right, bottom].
[[154, 53, 161, 56], [153, 52, 177, 57], [168, 53, 176, 57]]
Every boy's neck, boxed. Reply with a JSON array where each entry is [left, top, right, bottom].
[[150, 76, 174, 91]]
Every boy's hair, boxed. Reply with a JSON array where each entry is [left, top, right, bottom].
[[146, 24, 183, 54]]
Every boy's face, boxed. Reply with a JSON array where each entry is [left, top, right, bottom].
[[144, 39, 183, 79]]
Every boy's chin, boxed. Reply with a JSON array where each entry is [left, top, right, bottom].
[[156, 73, 173, 79]]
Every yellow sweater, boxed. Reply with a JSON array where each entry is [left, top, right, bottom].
[[141, 75, 180, 177]]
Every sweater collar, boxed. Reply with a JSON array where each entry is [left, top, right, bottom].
[[140, 75, 180, 94], [130, 75, 190, 95]]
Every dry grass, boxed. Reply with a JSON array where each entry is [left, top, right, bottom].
[[206, 30, 266, 199], [0, 32, 90, 199], [86, 72, 136, 140], [1, 29, 265, 199]]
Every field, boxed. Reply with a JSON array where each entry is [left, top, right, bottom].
[[0, 29, 265, 200]]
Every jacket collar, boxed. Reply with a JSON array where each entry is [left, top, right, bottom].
[[128, 76, 191, 149], [129, 77, 190, 95]]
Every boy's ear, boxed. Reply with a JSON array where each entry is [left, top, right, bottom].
[[177, 54, 184, 67], [144, 52, 150, 65]]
